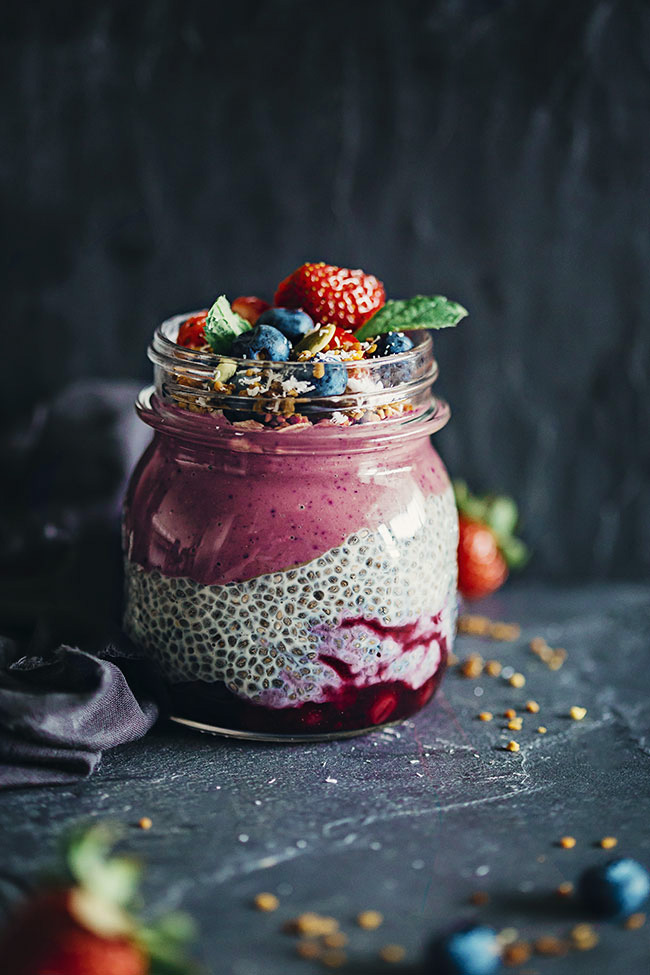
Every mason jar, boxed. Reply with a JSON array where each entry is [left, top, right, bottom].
[[122, 313, 458, 740]]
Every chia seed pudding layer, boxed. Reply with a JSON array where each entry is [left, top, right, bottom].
[[124, 486, 458, 730]]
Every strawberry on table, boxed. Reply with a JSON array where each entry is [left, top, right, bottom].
[[274, 262, 386, 330], [0, 822, 199, 975], [454, 481, 528, 600]]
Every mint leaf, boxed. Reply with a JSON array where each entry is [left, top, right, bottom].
[[204, 296, 251, 354], [355, 295, 468, 340]]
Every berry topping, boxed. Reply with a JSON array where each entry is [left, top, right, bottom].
[[257, 307, 314, 342], [372, 331, 414, 356], [231, 324, 291, 362], [427, 924, 501, 975], [298, 359, 348, 397], [231, 296, 270, 326], [274, 262, 386, 330], [454, 482, 528, 601], [325, 326, 362, 353], [579, 858, 650, 918], [293, 323, 336, 358], [177, 312, 208, 349]]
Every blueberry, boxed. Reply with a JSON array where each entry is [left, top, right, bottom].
[[427, 925, 501, 975], [256, 307, 314, 342], [579, 858, 650, 918], [231, 324, 291, 362], [372, 331, 414, 357], [297, 360, 347, 397]]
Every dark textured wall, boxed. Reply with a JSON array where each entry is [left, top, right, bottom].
[[2, 1, 649, 580]]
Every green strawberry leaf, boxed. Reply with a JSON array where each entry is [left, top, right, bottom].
[[204, 295, 251, 355], [499, 535, 530, 570], [453, 479, 530, 571], [485, 496, 519, 538], [65, 823, 141, 908], [355, 295, 468, 340], [141, 915, 202, 975]]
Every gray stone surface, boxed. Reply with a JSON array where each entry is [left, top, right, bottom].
[[1, 583, 649, 973]]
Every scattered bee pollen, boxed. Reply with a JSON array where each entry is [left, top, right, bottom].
[[460, 654, 484, 678], [600, 836, 618, 849], [357, 910, 383, 930], [296, 941, 321, 959], [478, 711, 493, 722], [506, 740, 520, 752], [624, 912, 646, 930], [537, 726, 547, 734], [503, 941, 532, 966], [570, 706, 587, 721], [509, 672, 526, 688], [504, 708, 516, 720], [507, 718, 523, 731], [525, 700, 540, 713], [533, 935, 568, 956], [254, 892, 279, 912], [570, 924, 599, 950], [322, 932, 348, 949], [138, 817, 152, 830], [284, 913, 339, 937], [559, 836, 576, 849], [485, 660, 502, 677], [379, 944, 406, 963], [488, 622, 521, 641], [556, 881, 574, 897]]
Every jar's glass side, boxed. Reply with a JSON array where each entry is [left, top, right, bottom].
[[123, 431, 458, 737]]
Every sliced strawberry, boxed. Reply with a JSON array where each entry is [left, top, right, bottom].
[[177, 312, 208, 349], [325, 326, 362, 352], [274, 262, 385, 330], [231, 296, 270, 326]]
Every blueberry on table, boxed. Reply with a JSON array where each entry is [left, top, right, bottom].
[[372, 331, 414, 356], [256, 307, 314, 342], [427, 924, 501, 975], [299, 360, 347, 397], [231, 324, 291, 362], [578, 858, 650, 918]]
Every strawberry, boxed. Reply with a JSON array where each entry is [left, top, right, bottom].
[[177, 311, 208, 349], [325, 326, 362, 353], [0, 889, 146, 975], [454, 481, 528, 601], [274, 262, 385, 330], [0, 823, 199, 975], [231, 296, 270, 326]]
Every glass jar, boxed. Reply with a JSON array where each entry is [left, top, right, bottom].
[[122, 313, 458, 740]]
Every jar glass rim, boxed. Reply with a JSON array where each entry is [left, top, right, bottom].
[[142, 311, 448, 443], [149, 311, 434, 374]]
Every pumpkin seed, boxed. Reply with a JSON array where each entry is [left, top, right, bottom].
[[293, 323, 336, 357], [214, 359, 237, 383]]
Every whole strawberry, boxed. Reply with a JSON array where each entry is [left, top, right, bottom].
[[274, 262, 385, 330], [0, 823, 199, 975], [454, 481, 528, 600]]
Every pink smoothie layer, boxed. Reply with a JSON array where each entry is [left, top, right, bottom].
[[123, 430, 451, 586]]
